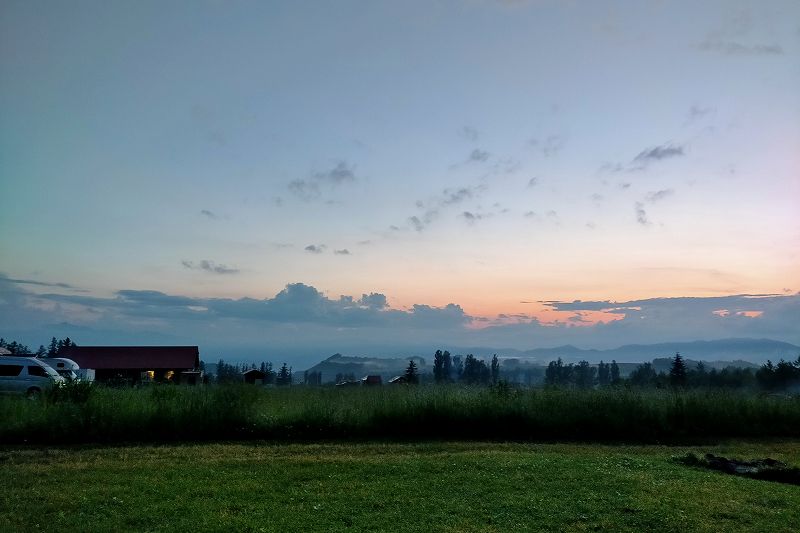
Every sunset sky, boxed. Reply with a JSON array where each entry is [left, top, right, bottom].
[[1, 1, 798, 363]]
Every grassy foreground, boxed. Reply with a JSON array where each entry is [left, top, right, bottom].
[[1, 441, 799, 532], [2, 385, 800, 444]]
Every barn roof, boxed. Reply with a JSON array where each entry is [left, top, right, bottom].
[[60, 346, 199, 370]]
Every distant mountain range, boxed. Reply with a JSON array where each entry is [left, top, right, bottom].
[[450, 338, 800, 365], [302, 338, 799, 380]]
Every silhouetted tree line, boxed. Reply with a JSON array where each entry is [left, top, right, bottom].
[[0, 336, 76, 357], [432, 350, 501, 385], [756, 357, 800, 391], [626, 353, 800, 391], [213, 360, 293, 385], [545, 358, 621, 388]]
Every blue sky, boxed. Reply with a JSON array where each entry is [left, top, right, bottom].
[[1, 1, 798, 363]]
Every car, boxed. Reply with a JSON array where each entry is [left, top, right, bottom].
[[0, 356, 66, 398]]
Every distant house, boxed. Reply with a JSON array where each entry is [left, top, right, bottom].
[[388, 375, 408, 385], [60, 346, 201, 384], [361, 375, 382, 386], [242, 369, 266, 385]]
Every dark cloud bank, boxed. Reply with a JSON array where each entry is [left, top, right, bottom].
[[1, 274, 798, 367]]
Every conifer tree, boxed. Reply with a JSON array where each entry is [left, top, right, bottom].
[[670, 352, 687, 388], [405, 359, 419, 384]]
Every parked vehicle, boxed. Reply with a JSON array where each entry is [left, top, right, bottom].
[[41, 357, 81, 381], [0, 357, 65, 398]]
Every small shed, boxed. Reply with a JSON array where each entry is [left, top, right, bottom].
[[388, 375, 408, 385], [242, 368, 266, 385]]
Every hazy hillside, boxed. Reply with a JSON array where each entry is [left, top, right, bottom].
[[304, 353, 426, 383]]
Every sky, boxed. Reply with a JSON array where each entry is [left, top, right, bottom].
[[1, 1, 799, 365]]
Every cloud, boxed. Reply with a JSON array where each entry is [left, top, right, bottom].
[[633, 144, 685, 164], [334, 249, 351, 256], [404, 184, 486, 232], [441, 187, 474, 205], [695, 11, 783, 57], [469, 148, 490, 162], [601, 143, 686, 174], [2, 275, 799, 359], [200, 209, 218, 220], [182, 260, 239, 275], [1, 279, 471, 332], [686, 105, 715, 124], [634, 202, 650, 226], [645, 189, 674, 203], [118, 290, 199, 308], [599, 162, 625, 174], [304, 244, 326, 254], [3, 277, 81, 290], [289, 161, 357, 201], [359, 293, 388, 309], [527, 177, 539, 188], [460, 126, 479, 142], [490, 157, 521, 176], [529, 135, 566, 157], [697, 40, 783, 55], [288, 179, 321, 201], [461, 211, 484, 224], [314, 161, 356, 184]]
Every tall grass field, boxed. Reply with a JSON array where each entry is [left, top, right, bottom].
[[2, 385, 799, 444]]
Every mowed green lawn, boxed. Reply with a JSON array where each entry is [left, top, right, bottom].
[[1, 441, 799, 532]]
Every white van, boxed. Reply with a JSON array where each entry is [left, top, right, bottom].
[[42, 357, 81, 381], [0, 357, 65, 398]]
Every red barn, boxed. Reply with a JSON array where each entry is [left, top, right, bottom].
[[61, 346, 200, 384]]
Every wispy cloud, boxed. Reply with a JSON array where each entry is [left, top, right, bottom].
[[601, 142, 686, 174], [288, 179, 321, 201], [405, 184, 487, 232], [645, 189, 675, 203], [334, 249, 351, 256], [4, 277, 84, 291], [460, 126, 479, 142], [634, 202, 650, 226], [697, 40, 783, 56], [529, 135, 566, 157], [696, 11, 783, 56], [314, 161, 356, 184], [200, 209, 218, 219], [469, 148, 490, 162], [181, 260, 239, 275], [441, 187, 475, 205], [304, 244, 326, 254], [686, 105, 715, 124], [633, 144, 685, 164], [461, 211, 485, 224], [289, 161, 357, 201]]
